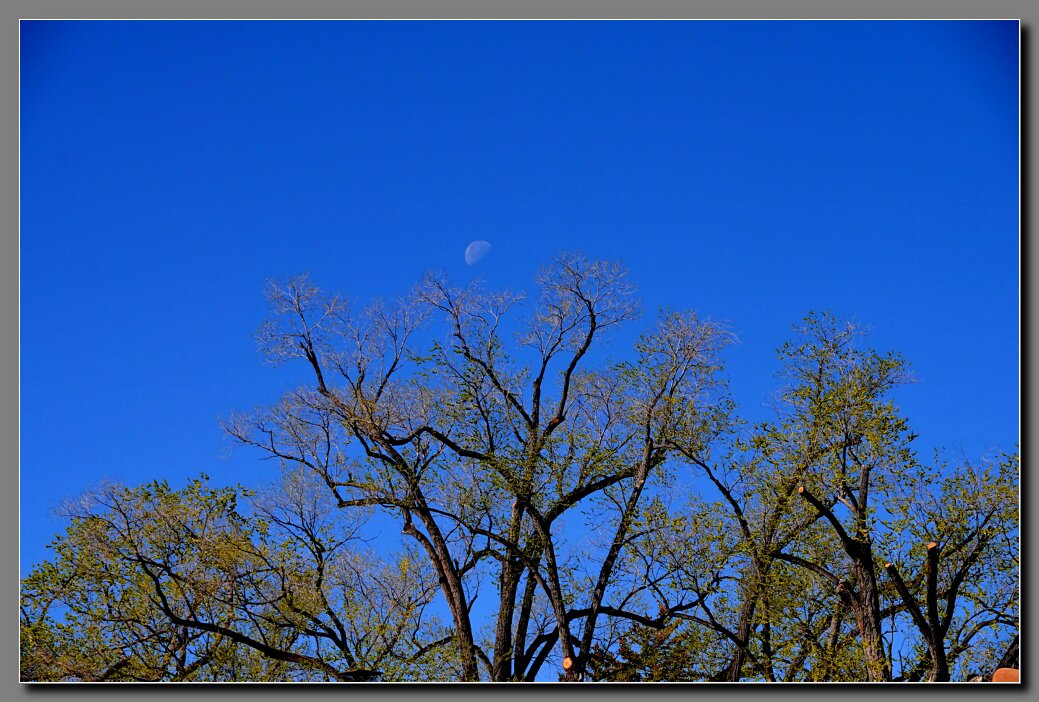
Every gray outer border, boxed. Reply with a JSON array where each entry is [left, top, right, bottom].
[[5, 1, 1032, 701]]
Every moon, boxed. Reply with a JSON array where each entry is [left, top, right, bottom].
[[464, 240, 492, 266]]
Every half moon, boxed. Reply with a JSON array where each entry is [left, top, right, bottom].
[[464, 240, 492, 266]]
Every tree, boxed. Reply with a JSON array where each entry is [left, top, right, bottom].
[[229, 253, 734, 680], [882, 453, 1018, 681], [747, 313, 913, 681], [21, 471, 453, 681]]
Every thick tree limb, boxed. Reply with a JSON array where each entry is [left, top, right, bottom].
[[797, 485, 856, 555]]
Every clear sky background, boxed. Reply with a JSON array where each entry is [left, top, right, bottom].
[[21, 20, 1018, 575]]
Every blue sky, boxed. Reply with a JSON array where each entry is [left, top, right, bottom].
[[21, 20, 1018, 576]]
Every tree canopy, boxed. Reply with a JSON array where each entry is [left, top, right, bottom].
[[21, 254, 1019, 682]]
